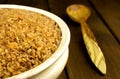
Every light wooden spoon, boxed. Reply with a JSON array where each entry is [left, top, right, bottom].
[[66, 4, 106, 74]]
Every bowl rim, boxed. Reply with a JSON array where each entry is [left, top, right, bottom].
[[0, 4, 70, 79]]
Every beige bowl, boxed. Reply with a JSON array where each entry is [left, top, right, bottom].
[[0, 4, 70, 79]]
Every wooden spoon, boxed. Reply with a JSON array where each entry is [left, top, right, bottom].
[[66, 4, 106, 74]]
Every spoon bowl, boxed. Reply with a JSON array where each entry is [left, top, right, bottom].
[[66, 4, 91, 23]]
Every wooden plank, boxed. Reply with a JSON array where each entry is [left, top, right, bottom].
[[87, 6, 120, 79], [7, 0, 33, 6], [0, 0, 6, 3], [89, 0, 120, 42], [7, 0, 49, 11], [7, 0, 49, 10], [30, 0, 49, 11], [57, 68, 68, 79], [48, 0, 85, 18], [49, 0, 120, 79]]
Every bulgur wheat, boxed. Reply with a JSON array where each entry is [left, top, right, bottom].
[[0, 8, 62, 78]]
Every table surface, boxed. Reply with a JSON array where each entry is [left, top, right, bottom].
[[0, 0, 120, 79]]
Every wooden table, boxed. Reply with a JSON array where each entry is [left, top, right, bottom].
[[0, 0, 120, 79]]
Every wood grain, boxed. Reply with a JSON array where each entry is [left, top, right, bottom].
[[7, 0, 33, 6], [81, 20, 106, 74], [49, 0, 120, 79], [89, 0, 120, 43], [0, 0, 6, 3], [1, 0, 120, 79], [85, 1, 120, 79], [31, 0, 50, 11]]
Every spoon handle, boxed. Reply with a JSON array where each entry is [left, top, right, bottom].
[[80, 20, 106, 74]]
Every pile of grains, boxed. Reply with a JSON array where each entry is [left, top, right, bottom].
[[0, 8, 62, 78]]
